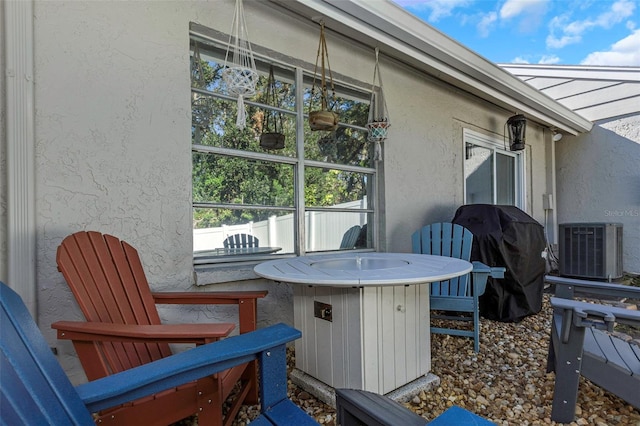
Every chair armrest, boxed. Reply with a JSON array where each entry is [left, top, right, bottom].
[[489, 267, 506, 279], [76, 323, 301, 413], [152, 290, 268, 334], [546, 275, 640, 300], [471, 262, 506, 278], [52, 321, 234, 344], [550, 297, 640, 330], [471, 262, 506, 294], [152, 291, 268, 305]]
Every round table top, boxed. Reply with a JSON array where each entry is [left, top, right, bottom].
[[253, 252, 472, 287]]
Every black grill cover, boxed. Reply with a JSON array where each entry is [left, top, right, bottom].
[[452, 204, 545, 322]]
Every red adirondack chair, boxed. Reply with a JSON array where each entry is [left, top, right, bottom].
[[53, 231, 267, 426]]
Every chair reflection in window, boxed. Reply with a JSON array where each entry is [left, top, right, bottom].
[[340, 225, 362, 250], [224, 233, 259, 249]]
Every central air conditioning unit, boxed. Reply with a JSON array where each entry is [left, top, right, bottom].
[[559, 223, 623, 280]]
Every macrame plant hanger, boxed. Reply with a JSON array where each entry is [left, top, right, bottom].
[[222, 0, 258, 130], [260, 65, 285, 150], [366, 47, 390, 161], [309, 20, 339, 132]]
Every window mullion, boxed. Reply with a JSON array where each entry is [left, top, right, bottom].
[[295, 68, 306, 255]]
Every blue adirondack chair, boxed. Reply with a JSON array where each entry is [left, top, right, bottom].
[[0, 281, 319, 426], [411, 223, 504, 352]]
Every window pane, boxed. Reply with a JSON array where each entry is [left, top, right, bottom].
[[303, 124, 374, 167], [465, 143, 493, 204], [496, 153, 515, 205], [190, 34, 377, 261], [303, 80, 373, 167], [190, 41, 225, 92], [193, 153, 294, 206], [191, 42, 296, 112], [191, 43, 298, 157], [193, 208, 295, 257], [305, 211, 369, 252], [304, 166, 371, 208]]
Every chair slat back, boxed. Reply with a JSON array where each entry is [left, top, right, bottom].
[[224, 233, 259, 248], [411, 223, 473, 296], [340, 225, 362, 249], [57, 231, 172, 379], [1, 282, 95, 425]]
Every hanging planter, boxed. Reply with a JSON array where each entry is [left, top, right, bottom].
[[309, 21, 339, 131], [260, 65, 285, 150], [366, 119, 390, 140], [222, 0, 258, 130], [366, 47, 390, 161]]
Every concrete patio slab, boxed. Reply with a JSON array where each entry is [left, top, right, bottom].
[[290, 367, 441, 408]]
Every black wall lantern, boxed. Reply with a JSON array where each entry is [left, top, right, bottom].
[[507, 114, 527, 151]]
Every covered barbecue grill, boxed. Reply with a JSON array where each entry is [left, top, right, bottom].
[[452, 204, 545, 322]]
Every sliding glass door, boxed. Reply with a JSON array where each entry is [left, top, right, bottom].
[[464, 129, 523, 207]]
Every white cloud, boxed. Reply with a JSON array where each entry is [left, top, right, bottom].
[[477, 12, 498, 38], [546, 0, 636, 49], [512, 56, 531, 64], [546, 16, 582, 48], [394, 0, 472, 22], [581, 28, 640, 65], [500, 0, 547, 19], [499, 0, 549, 33], [538, 55, 561, 64], [510, 55, 561, 64]]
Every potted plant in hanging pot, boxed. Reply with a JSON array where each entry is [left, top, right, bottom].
[[366, 47, 391, 161], [260, 126, 285, 150], [309, 21, 339, 132], [366, 117, 390, 141], [309, 109, 339, 132], [260, 65, 285, 150]]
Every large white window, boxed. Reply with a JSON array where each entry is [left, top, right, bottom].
[[190, 31, 377, 264], [463, 129, 524, 207]]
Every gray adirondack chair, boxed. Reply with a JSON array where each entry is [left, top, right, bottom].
[[224, 233, 259, 248], [412, 222, 504, 352], [340, 225, 362, 249]]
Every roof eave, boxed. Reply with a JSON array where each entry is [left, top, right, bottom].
[[268, 0, 593, 135]]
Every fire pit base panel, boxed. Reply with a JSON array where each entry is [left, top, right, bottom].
[[293, 284, 430, 395]]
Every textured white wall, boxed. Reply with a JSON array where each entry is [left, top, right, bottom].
[[0, 1, 6, 284], [382, 63, 548, 253], [30, 0, 376, 384], [34, 0, 196, 383], [556, 115, 640, 273], [24, 0, 553, 383]]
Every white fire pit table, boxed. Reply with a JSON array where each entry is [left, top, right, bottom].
[[254, 252, 472, 398]]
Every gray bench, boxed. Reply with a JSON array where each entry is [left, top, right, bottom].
[[335, 388, 495, 425], [546, 276, 640, 423]]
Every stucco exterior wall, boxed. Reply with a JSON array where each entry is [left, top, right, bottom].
[[18, 0, 552, 383], [556, 115, 640, 273], [0, 2, 6, 284], [381, 63, 548, 253]]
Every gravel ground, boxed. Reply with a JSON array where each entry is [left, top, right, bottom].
[[229, 293, 640, 426]]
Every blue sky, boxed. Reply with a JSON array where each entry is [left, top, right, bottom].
[[392, 0, 640, 66]]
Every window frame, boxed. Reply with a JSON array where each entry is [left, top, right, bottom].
[[190, 30, 378, 266], [463, 129, 525, 208]]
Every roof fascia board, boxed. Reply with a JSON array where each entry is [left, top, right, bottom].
[[500, 64, 640, 82], [270, 0, 592, 134], [324, 0, 593, 134]]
